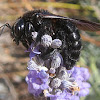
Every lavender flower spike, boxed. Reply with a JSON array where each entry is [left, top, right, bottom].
[[25, 70, 49, 96], [25, 42, 91, 100]]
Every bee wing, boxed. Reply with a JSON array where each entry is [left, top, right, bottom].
[[43, 15, 100, 31], [69, 18, 100, 31]]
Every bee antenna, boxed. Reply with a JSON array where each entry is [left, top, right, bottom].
[[0, 23, 11, 36]]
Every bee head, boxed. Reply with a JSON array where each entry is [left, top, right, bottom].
[[11, 18, 25, 45]]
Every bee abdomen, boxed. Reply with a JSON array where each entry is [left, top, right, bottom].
[[68, 40, 82, 51], [61, 22, 81, 69], [63, 54, 76, 70], [69, 31, 80, 41], [68, 50, 80, 61]]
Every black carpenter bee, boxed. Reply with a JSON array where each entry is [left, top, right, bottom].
[[0, 9, 100, 70]]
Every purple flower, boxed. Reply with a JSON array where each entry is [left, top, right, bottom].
[[45, 90, 80, 100], [25, 42, 91, 100], [25, 43, 41, 60], [70, 67, 84, 81], [80, 67, 90, 81], [71, 95, 80, 100], [44, 66, 90, 100], [78, 82, 91, 96], [67, 67, 91, 97], [45, 90, 71, 100], [25, 70, 49, 96], [69, 67, 90, 82]]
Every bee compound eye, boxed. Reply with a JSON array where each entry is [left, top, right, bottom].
[[13, 18, 25, 38]]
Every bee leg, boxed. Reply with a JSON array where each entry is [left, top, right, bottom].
[[25, 22, 36, 46], [25, 22, 35, 38]]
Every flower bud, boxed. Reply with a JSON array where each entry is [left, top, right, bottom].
[[58, 67, 69, 80], [51, 78, 61, 88], [51, 39, 62, 48], [49, 68, 56, 74], [51, 55, 61, 69], [41, 35, 52, 47], [60, 80, 69, 89], [27, 60, 38, 70]]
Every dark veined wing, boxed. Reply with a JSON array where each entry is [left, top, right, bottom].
[[42, 14, 100, 31], [69, 18, 100, 31]]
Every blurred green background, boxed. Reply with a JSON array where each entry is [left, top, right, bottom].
[[0, 0, 100, 100]]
